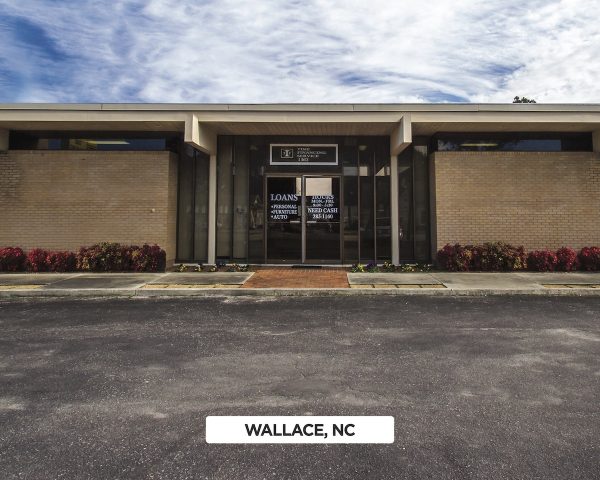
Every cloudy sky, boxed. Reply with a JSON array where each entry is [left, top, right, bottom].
[[0, 0, 599, 103]]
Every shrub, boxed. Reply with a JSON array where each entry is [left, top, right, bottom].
[[76, 244, 99, 271], [578, 246, 600, 271], [119, 245, 135, 271], [0, 247, 27, 272], [26, 248, 50, 272], [130, 244, 166, 272], [1, 244, 166, 273], [46, 251, 77, 272], [76, 242, 130, 272], [527, 250, 558, 272], [436, 244, 472, 271], [437, 242, 526, 271], [471, 242, 526, 271], [555, 247, 578, 272]]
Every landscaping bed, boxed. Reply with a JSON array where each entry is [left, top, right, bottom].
[[0, 243, 166, 273]]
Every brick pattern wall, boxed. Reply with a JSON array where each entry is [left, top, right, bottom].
[[0, 150, 178, 263], [431, 151, 600, 252]]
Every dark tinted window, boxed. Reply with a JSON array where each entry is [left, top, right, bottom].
[[9, 132, 179, 151], [435, 132, 592, 152]]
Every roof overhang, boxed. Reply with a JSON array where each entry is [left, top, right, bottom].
[[1, 103, 600, 138]]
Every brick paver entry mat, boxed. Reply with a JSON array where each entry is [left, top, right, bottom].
[[242, 268, 349, 288]]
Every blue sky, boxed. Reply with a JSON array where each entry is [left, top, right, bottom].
[[0, 0, 599, 103]]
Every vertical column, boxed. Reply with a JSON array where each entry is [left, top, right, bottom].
[[186, 117, 217, 265], [593, 131, 600, 153], [390, 154, 399, 265], [207, 153, 217, 265], [390, 115, 411, 266]]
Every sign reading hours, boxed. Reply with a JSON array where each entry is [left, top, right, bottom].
[[306, 195, 339, 222], [270, 144, 338, 166]]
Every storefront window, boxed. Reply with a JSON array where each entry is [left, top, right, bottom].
[[9, 131, 179, 151], [398, 142, 431, 263], [398, 149, 414, 262], [177, 145, 209, 262], [375, 147, 391, 261], [359, 147, 375, 262], [435, 132, 592, 152], [183, 135, 392, 264], [248, 142, 266, 262]]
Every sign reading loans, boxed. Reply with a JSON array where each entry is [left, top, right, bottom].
[[268, 193, 300, 222], [270, 144, 338, 165]]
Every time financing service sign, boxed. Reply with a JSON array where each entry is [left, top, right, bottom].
[[270, 144, 338, 165]]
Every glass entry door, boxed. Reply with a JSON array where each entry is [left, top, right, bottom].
[[304, 176, 341, 262], [266, 175, 341, 263], [266, 176, 302, 262]]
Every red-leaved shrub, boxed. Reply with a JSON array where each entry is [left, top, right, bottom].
[[0, 247, 27, 272], [436, 244, 472, 271], [437, 242, 525, 271], [130, 244, 166, 272], [578, 246, 600, 271], [46, 251, 77, 272], [1, 244, 165, 273], [527, 250, 558, 272], [470, 242, 527, 271], [76, 242, 130, 272], [76, 242, 166, 272], [26, 248, 50, 272], [556, 247, 578, 272]]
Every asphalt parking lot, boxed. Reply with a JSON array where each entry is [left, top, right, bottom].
[[1, 296, 599, 479]]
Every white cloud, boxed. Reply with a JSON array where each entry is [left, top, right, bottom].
[[0, 0, 599, 103]]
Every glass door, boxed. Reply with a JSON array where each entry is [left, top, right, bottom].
[[304, 176, 341, 263], [265, 175, 341, 263], [266, 176, 302, 262]]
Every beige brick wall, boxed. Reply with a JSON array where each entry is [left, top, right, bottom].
[[0, 150, 179, 264], [431, 151, 600, 253]]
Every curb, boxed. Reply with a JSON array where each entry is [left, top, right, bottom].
[[2, 288, 600, 298]]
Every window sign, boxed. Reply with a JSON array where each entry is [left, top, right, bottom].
[[306, 195, 339, 222], [268, 192, 301, 222], [270, 144, 338, 165]]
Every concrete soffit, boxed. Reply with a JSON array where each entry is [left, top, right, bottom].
[[390, 114, 412, 155]]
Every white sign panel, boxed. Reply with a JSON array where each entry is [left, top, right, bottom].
[[206, 416, 394, 444]]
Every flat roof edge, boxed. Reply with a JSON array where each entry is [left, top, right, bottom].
[[1, 103, 600, 113]]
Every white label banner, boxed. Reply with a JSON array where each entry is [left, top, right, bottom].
[[206, 416, 394, 444]]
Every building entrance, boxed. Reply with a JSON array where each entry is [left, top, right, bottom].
[[266, 175, 341, 263]]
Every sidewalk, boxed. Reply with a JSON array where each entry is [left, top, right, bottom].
[[2, 271, 600, 297]]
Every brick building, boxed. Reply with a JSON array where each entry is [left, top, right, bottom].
[[0, 104, 599, 265]]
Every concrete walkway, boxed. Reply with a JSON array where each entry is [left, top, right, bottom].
[[2, 271, 600, 297], [348, 271, 600, 291]]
